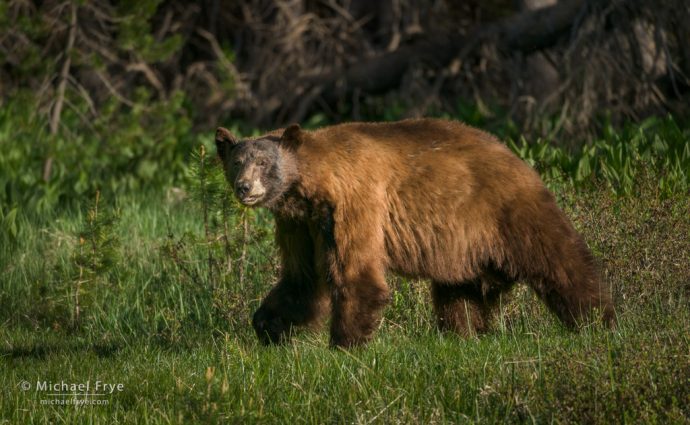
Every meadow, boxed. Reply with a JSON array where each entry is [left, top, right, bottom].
[[0, 115, 688, 424]]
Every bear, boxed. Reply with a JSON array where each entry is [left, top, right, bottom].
[[215, 118, 614, 348]]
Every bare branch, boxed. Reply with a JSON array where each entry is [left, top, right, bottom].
[[126, 62, 166, 98], [44, 1, 77, 182], [95, 71, 136, 108]]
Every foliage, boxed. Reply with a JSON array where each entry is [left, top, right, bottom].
[[0, 0, 212, 213], [0, 93, 196, 213], [159, 144, 275, 332], [72, 191, 120, 282], [507, 115, 690, 197], [70, 190, 120, 326]]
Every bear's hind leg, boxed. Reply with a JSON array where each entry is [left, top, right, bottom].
[[431, 281, 486, 336], [431, 271, 513, 337], [527, 233, 615, 329], [531, 275, 615, 329]]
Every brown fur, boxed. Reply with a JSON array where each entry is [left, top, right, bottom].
[[216, 118, 615, 348]]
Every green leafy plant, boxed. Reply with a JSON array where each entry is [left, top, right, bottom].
[[507, 116, 689, 197], [0, 93, 197, 213]]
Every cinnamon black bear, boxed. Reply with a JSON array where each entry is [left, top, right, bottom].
[[215, 119, 614, 348]]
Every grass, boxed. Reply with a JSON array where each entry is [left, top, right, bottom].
[[1, 129, 689, 423], [4, 322, 687, 424]]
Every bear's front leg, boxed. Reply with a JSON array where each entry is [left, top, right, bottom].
[[251, 293, 289, 345], [252, 217, 330, 345], [252, 279, 330, 345], [317, 197, 391, 348], [329, 263, 390, 348]]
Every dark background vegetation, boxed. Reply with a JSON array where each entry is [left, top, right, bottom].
[[1, 0, 689, 210], [0, 1, 688, 423], [4, 0, 690, 129]]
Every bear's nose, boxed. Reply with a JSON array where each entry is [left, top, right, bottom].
[[236, 181, 251, 197]]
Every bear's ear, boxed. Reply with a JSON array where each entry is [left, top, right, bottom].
[[215, 127, 238, 159], [280, 124, 303, 149]]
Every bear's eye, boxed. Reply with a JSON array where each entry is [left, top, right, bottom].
[[257, 159, 268, 167], [233, 159, 242, 166]]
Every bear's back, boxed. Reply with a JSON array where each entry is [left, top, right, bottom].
[[309, 118, 489, 151], [293, 118, 538, 202]]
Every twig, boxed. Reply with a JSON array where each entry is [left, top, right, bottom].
[[126, 62, 166, 99], [222, 194, 233, 276], [196, 28, 240, 80], [74, 241, 84, 327], [165, 235, 201, 286], [238, 210, 249, 288], [90, 190, 100, 273], [196, 28, 253, 103], [67, 74, 96, 116], [95, 70, 136, 107], [199, 145, 215, 287]]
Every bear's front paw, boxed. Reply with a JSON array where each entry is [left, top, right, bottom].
[[252, 307, 289, 345]]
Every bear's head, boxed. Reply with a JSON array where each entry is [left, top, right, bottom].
[[215, 125, 301, 208]]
